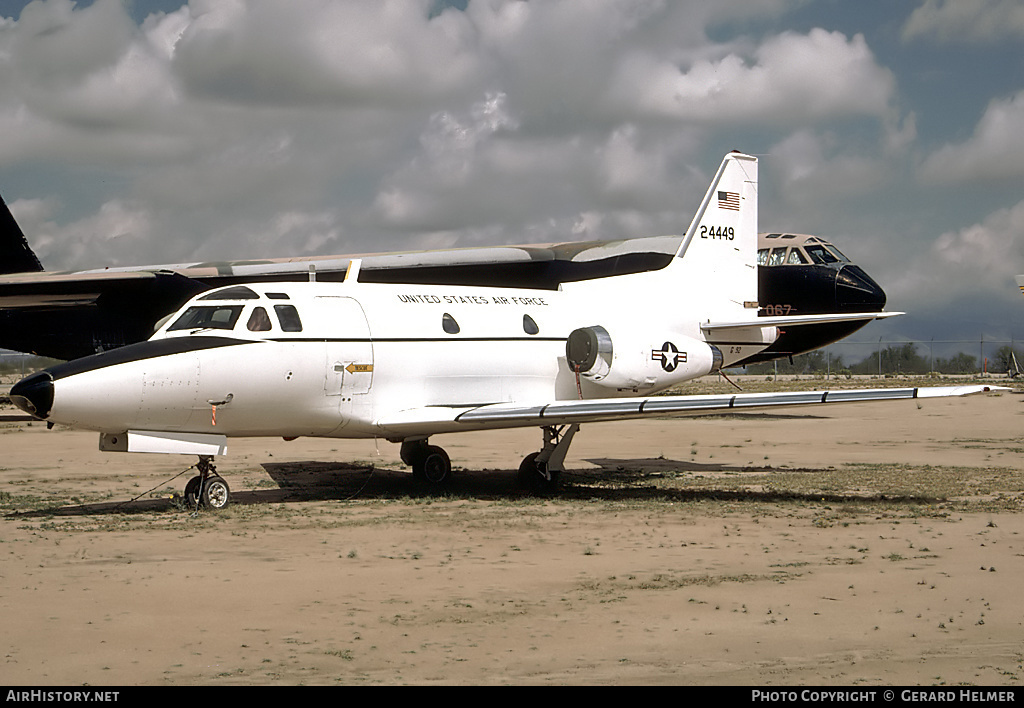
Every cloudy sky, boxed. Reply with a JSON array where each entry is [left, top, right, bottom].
[[0, 0, 1022, 358]]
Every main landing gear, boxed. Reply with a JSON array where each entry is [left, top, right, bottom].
[[400, 424, 580, 494], [401, 439, 453, 486], [184, 455, 231, 510], [516, 424, 578, 494]]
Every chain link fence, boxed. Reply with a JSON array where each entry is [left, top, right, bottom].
[[739, 339, 1024, 378], [0, 353, 61, 389]]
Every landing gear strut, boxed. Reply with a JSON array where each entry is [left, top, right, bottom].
[[401, 439, 452, 487], [184, 455, 231, 509], [518, 424, 578, 494]]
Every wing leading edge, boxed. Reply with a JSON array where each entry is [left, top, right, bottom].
[[375, 385, 1005, 438]]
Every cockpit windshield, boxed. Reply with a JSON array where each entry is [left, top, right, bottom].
[[805, 245, 840, 265], [759, 234, 853, 267], [168, 305, 245, 331], [825, 244, 850, 262]]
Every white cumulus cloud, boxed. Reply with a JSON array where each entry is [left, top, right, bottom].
[[606, 29, 896, 125], [903, 0, 1024, 43], [919, 90, 1024, 182]]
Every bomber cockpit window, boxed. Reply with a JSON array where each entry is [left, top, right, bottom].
[[168, 305, 244, 331], [247, 306, 272, 332], [825, 244, 850, 262], [274, 305, 303, 332], [805, 245, 839, 265], [786, 249, 807, 265], [198, 286, 260, 301], [768, 247, 787, 266], [757, 248, 769, 266]]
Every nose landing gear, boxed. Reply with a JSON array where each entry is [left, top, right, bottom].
[[184, 455, 231, 509]]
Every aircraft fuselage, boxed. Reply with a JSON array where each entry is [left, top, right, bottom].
[[13, 276, 752, 440]]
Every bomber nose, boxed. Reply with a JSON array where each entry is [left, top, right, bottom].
[[836, 264, 886, 311], [9, 371, 54, 419]]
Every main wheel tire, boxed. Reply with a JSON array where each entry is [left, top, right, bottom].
[[401, 439, 429, 467], [517, 452, 560, 494], [415, 445, 451, 486]]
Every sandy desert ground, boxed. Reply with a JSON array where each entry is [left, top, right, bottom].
[[2, 377, 1024, 686]]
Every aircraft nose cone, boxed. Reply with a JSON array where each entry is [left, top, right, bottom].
[[836, 265, 886, 311], [9, 372, 54, 419]]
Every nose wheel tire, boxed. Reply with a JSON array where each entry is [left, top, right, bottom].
[[184, 456, 231, 509], [200, 475, 230, 509], [185, 474, 231, 509]]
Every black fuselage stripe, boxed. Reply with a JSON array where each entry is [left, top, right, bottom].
[[47, 336, 254, 381]]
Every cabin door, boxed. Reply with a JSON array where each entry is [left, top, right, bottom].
[[319, 296, 374, 407]]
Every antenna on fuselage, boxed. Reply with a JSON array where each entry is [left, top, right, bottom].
[[345, 259, 362, 282], [308, 264, 317, 282]]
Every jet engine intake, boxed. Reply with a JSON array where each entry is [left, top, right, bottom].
[[565, 325, 613, 380], [566, 325, 721, 392]]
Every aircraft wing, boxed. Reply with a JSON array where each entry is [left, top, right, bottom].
[[0, 269, 167, 308], [375, 384, 1005, 438], [703, 311, 904, 332]]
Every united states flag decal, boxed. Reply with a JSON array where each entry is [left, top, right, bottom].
[[718, 191, 740, 210]]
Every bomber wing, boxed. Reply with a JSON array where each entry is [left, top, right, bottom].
[[0, 226, 680, 359]]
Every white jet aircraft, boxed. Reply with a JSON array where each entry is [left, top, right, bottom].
[[9, 152, 1002, 508]]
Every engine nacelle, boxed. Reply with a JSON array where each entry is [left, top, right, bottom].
[[565, 325, 722, 391]]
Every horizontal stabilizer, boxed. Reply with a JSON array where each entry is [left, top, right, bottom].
[[703, 311, 903, 332]]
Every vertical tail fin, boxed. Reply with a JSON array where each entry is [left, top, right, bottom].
[[671, 151, 758, 323], [0, 194, 44, 274]]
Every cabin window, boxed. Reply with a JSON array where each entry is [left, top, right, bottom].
[[266, 292, 290, 300], [523, 314, 539, 335], [198, 286, 259, 300], [786, 249, 807, 265], [442, 313, 460, 334], [168, 305, 244, 331], [247, 307, 272, 332], [274, 305, 303, 332], [757, 248, 769, 266], [768, 248, 787, 266]]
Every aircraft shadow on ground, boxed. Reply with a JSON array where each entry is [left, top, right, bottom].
[[6, 456, 942, 518]]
